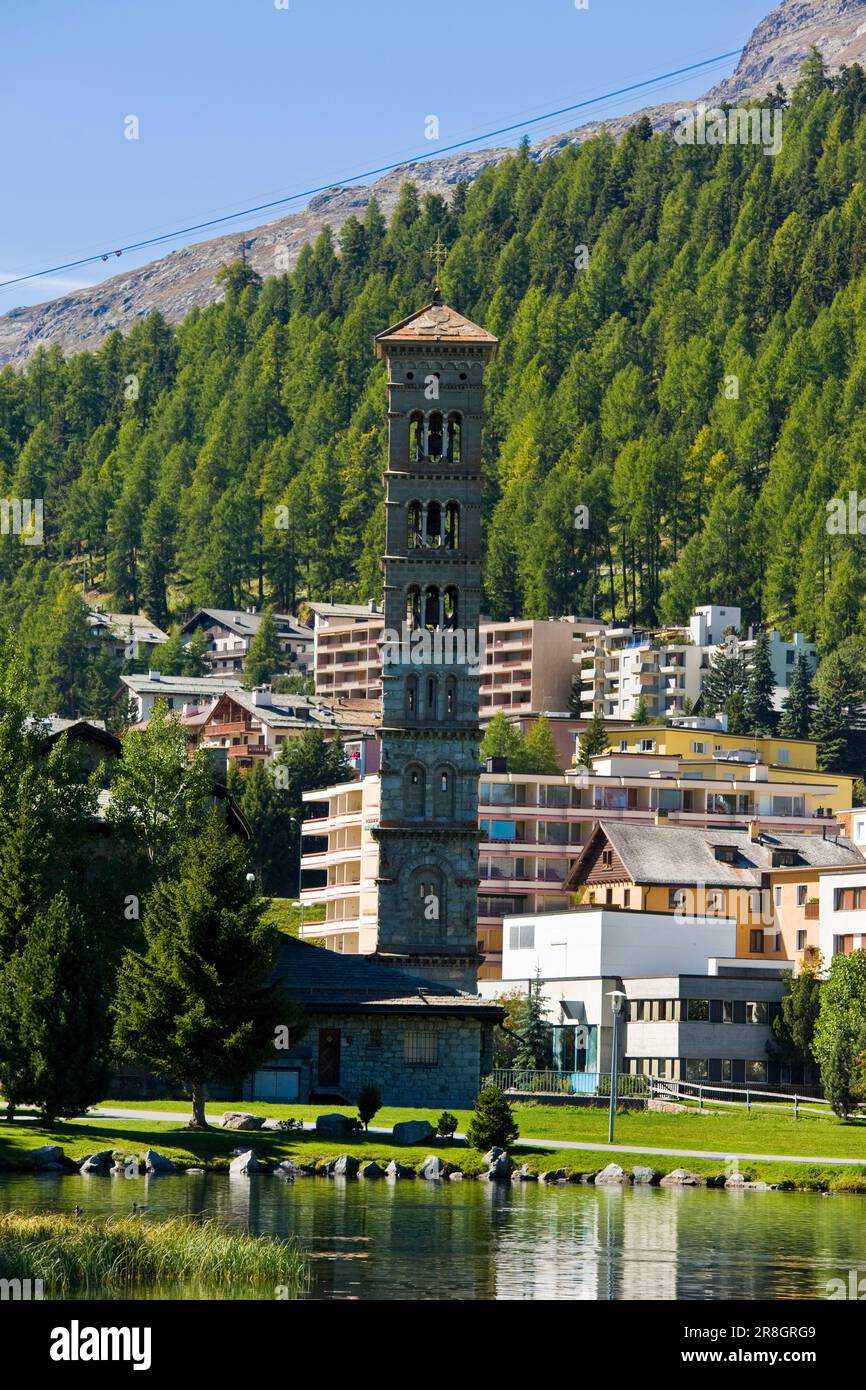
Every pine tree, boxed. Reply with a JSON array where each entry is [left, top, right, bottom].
[[244, 607, 283, 686], [779, 650, 815, 739], [0, 893, 109, 1123], [466, 1083, 520, 1152], [512, 972, 550, 1070], [701, 634, 748, 720], [238, 759, 295, 895], [113, 817, 297, 1127], [578, 710, 610, 766], [810, 682, 849, 772], [771, 965, 821, 1070], [743, 630, 777, 735]]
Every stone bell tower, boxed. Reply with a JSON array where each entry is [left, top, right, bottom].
[[372, 288, 498, 992]]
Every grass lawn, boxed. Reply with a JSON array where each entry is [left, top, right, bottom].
[[94, 1096, 866, 1162], [3, 1094, 866, 1191]]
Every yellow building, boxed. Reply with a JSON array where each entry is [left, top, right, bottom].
[[566, 820, 863, 962], [599, 723, 826, 774]]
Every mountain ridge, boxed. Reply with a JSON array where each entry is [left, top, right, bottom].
[[3, 0, 866, 367]]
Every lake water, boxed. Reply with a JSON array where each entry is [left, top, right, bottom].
[[2, 1172, 865, 1300]]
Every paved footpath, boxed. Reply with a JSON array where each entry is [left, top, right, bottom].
[[84, 1108, 866, 1168]]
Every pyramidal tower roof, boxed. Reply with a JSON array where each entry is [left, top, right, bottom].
[[374, 291, 498, 358]]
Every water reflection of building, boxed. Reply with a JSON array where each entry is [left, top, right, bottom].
[[619, 1189, 678, 1300]]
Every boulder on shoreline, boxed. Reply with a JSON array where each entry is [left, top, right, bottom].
[[484, 1151, 512, 1181], [594, 1163, 630, 1186], [78, 1150, 113, 1176], [660, 1167, 704, 1187], [511, 1163, 537, 1182], [359, 1160, 385, 1179], [540, 1169, 568, 1184], [145, 1149, 179, 1174], [419, 1155, 446, 1180], [229, 1149, 269, 1175], [332, 1154, 360, 1178], [385, 1159, 415, 1179], [632, 1166, 661, 1185], [30, 1145, 66, 1172]]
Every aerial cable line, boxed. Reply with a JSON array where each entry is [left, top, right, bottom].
[[0, 46, 743, 292]]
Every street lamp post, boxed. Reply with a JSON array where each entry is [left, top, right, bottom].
[[607, 990, 628, 1144]]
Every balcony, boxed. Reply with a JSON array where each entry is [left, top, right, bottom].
[[804, 902, 819, 920], [226, 743, 269, 759]]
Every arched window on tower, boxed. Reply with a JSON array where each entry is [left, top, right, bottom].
[[409, 867, 444, 939], [424, 584, 441, 630], [426, 675, 438, 720], [407, 501, 422, 550], [406, 585, 422, 630], [427, 411, 444, 461], [445, 675, 457, 718], [433, 766, 456, 821], [404, 764, 426, 819], [406, 674, 419, 720], [446, 413, 462, 463], [409, 412, 425, 462], [444, 501, 460, 550], [443, 586, 458, 630], [425, 500, 442, 548]]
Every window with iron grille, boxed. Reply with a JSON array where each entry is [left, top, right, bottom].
[[403, 1032, 439, 1066]]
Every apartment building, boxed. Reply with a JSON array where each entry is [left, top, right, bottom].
[[181, 608, 313, 676], [577, 624, 702, 722], [565, 820, 862, 962], [310, 602, 384, 703], [576, 605, 816, 721], [480, 617, 596, 720], [119, 672, 245, 724], [300, 748, 854, 978], [311, 608, 592, 722], [87, 609, 170, 663], [198, 688, 379, 772], [580, 716, 829, 772], [817, 865, 866, 964], [837, 808, 866, 855]]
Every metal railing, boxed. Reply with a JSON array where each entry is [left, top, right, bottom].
[[648, 1076, 834, 1118], [487, 1069, 649, 1098]]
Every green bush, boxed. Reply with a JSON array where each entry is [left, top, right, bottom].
[[357, 1084, 381, 1132], [437, 1111, 458, 1140], [466, 1084, 519, 1151]]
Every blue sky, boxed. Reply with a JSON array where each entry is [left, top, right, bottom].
[[0, 0, 772, 309]]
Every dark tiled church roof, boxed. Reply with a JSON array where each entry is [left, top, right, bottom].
[[273, 934, 501, 1018]]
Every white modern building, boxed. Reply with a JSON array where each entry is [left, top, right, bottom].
[[818, 865, 866, 964], [480, 905, 791, 1084]]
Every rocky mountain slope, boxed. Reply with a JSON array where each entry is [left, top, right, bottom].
[[3, 0, 865, 368]]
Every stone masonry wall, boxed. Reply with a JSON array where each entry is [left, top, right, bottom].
[[308, 1012, 489, 1110]]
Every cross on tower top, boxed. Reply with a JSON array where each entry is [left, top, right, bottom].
[[429, 233, 448, 300]]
